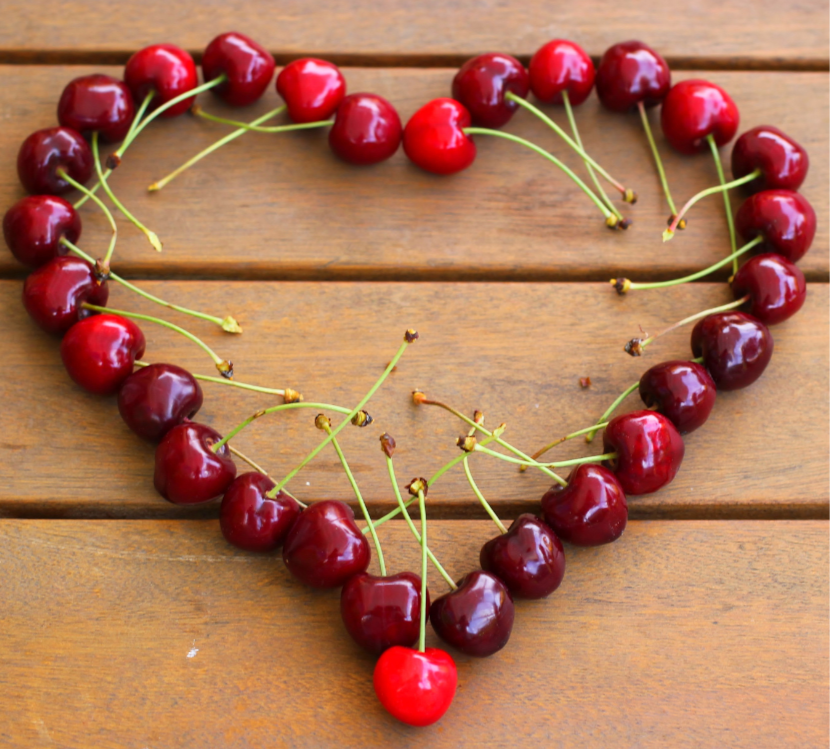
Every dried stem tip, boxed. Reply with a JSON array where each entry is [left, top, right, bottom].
[[106, 153, 121, 170], [283, 388, 303, 404], [93, 259, 110, 282], [351, 410, 373, 427], [379, 433, 396, 458], [619, 218, 632, 230], [624, 188, 637, 204], [624, 338, 644, 357], [314, 413, 332, 430], [404, 329, 419, 343], [473, 410, 484, 425], [667, 215, 687, 230], [216, 360, 234, 379], [412, 390, 427, 405], [406, 477, 429, 497], [579, 377, 591, 389], [457, 435, 477, 453], [611, 277, 631, 295], [606, 215, 620, 230]]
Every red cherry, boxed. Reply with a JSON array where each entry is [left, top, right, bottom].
[[328, 93, 402, 165], [660, 79, 739, 155], [276, 58, 346, 123], [528, 39, 595, 106], [17, 127, 93, 195], [403, 98, 476, 175], [124, 44, 198, 118], [451, 53, 529, 127], [202, 32, 275, 107], [60, 313, 145, 395], [732, 253, 807, 326], [595, 40, 671, 112], [373, 646, 457, 727], [735, 190, 816, 263], [638, 360, 717, 434], [4, 195, 81, 268], [57, 74, 135, 143], [731, 125, 809, 193]]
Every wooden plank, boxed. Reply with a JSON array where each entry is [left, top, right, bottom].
[[2, 280, 826, 519], [1, 67, 826, 281], [0, 519, 825, 747]]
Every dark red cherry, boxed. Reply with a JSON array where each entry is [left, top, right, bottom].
[[528, 39, 595, 106], [595, 40, 671, 112], [451, 53, 529, 127], [117, 363, 203, 442], [731, 126, 809, 193], [124, 44, 198, 118], [4, 195, 81, 268], [340, 571, 429, 654], [735, 190, 816, 263], [373, 646, 457, 727], [202, 32, 275, 107], [276, 58, 346, 123], [60, 313, 145, 395], [602, 411, 685, 496], [220, 472, 301, 552], [479, 514, 565, 599], [660, 79, 739, 155], [23, 256, 108, 335], [638, 360, 717, 434], [403, 98, 476, 175], [540, 464, 628, 546], [282, 500, 370, 588], [429, 570, 514, 657], [691, 312, 774, 391], [328, 93, 402, 165], [731, 253, 807, 325], [57, 75, 135, 143], [17, 127, 93, 195]]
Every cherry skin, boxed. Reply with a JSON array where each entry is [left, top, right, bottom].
[[735, 190, 816, 263], [638, 360, 717, 434], [528, 39, 595, 106], [691, 312, 774, 391], [202, 32, 275, 107], [540, 464, 628, 546], [660, 79, 739, 155], [403, 98, 476, 175], [17, 127, 93, 195], [282, 500, 370, 588], [60, 313, 145, 395], [3, 195, 81, 268], [602, 411, 685, 496], [22, 256, 108, 336], [117, 362, 203, 442], [276, 58, 346, 123], [340, 571, 429, 654], [124, 44, 198, 118], [220, 472, 301, 552], [731, 125, 809, 193], [429, 570, 514, 657], [373, 646, 457, 727], [451, 53, 529, 127], [57, 74, 135, 143], [479, 514, 565, 599], [595, 40, 671, 112], [731, 253, 807, 326], [328, 93, 402, 165]]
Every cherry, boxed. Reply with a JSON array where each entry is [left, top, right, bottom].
[[328, 93, 402, 165], [282, 500, 370, 588], [479, 514, 565, 599], [373, 646, 457, 727], [202, 32, 275, 107], [660, 79, 739, 155], [451, 53, 529, 127], [429, 570, 514, 657], [735, 190, 816, 263], [17, 127, 93, 195], [731, 253, 807, 326], [595, 40, 671, 112], [638, 360, 717, 433], [540, 464, 628, 546], [731, 126, 809, 193], [602, 411, 685, 496], [60, 313, 145, 395], [528, 39, 595, 106], [220, 472, 301, 552], [22, 256, 108, 336], [117, 363, 203, 442], [3, 195, 81, 268], [124, 44, 198, 118], [691, 312, 774, 391], [276, 58, 346, 123], [57, 74, 135, 143], [403, 98, 476, 175]]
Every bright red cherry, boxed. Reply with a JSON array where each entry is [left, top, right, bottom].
[[17, 127, 93, 195], [23, 256, 108, 335], [220, 472, 301, 552], [403, 98, 476, 175], [202, 32, 275, 107], [282, 500, 370, 588], [451, 53, 529, 127], [276, 58, 346, 123], [731, 126, 809, 193], [4, 195, 81, 268], [595, 40, 671, 112], [638, 360, 717, 433], [541, 464, 628, 546], [124, 44, 199, 118], [660, 79, 739, 155], [528, 39, 595, 106], [328, 93, 402, 165], [57, 74, 135, 143], [60, 313, 145, 395], [735, 190, 816, 263], [479, 514, 565, 599], [373, 646, 457, 727], [117, 362, 203, 442], [732, 253, 807, 326]]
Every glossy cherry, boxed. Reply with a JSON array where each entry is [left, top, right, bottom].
[[57, 74, 135, 143], [373, 646, 457, 727], [528, 39, 595, 106], [117, 362, 203, 442], [124, 44, 199, 118], [735, 190, 816, 263], [3, 195, 81, 268], [595, 40, 671, 112], [691, 312, 774, 391], [403, 98, 476, 175], [731, 253, 807, 325], [202, 32, 275, 107], [282, 500, 370, 588], [276, 58, 346, 123], [660, 79, 739, 155], [638, 360, 717, 434], [328, 93, 402, 165], [731, 126, 809, 193], [451, 53, 529, 127], [17, 127, 93, 195], [540, 464, 628, 546], [479, 514, 565, 599]]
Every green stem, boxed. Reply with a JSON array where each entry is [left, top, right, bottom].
[[523, 421, 610, 468], [691, 356, 705, 364], [417, 489, 428, 653], [638, 101, 678, 216], [134, 360, 301, 398], [707, 134, 738, 274], [56, 171, 118, 264], [192, 105, 332, 133], [585, 382, 640, 444], [474, 445, 616, 469], [639, 295, 750, 352], [462, 457, 507, 533]]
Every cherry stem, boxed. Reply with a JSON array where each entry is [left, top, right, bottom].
[[474, 444, 617, 469], [417, 489, 429, 653], [585, 382, 639, 444], [56, 170, 118, 265], [192, 105, 333, 133], [462, 457, 507, 533], [637, 101, 678, 216], [522, 421, 611, 470], [227, 447, 307, 507], [707, 134, 739, 274], [133, 360, 294, 398]]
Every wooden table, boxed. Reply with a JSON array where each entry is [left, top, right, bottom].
[[1, 3, 827, 746]]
